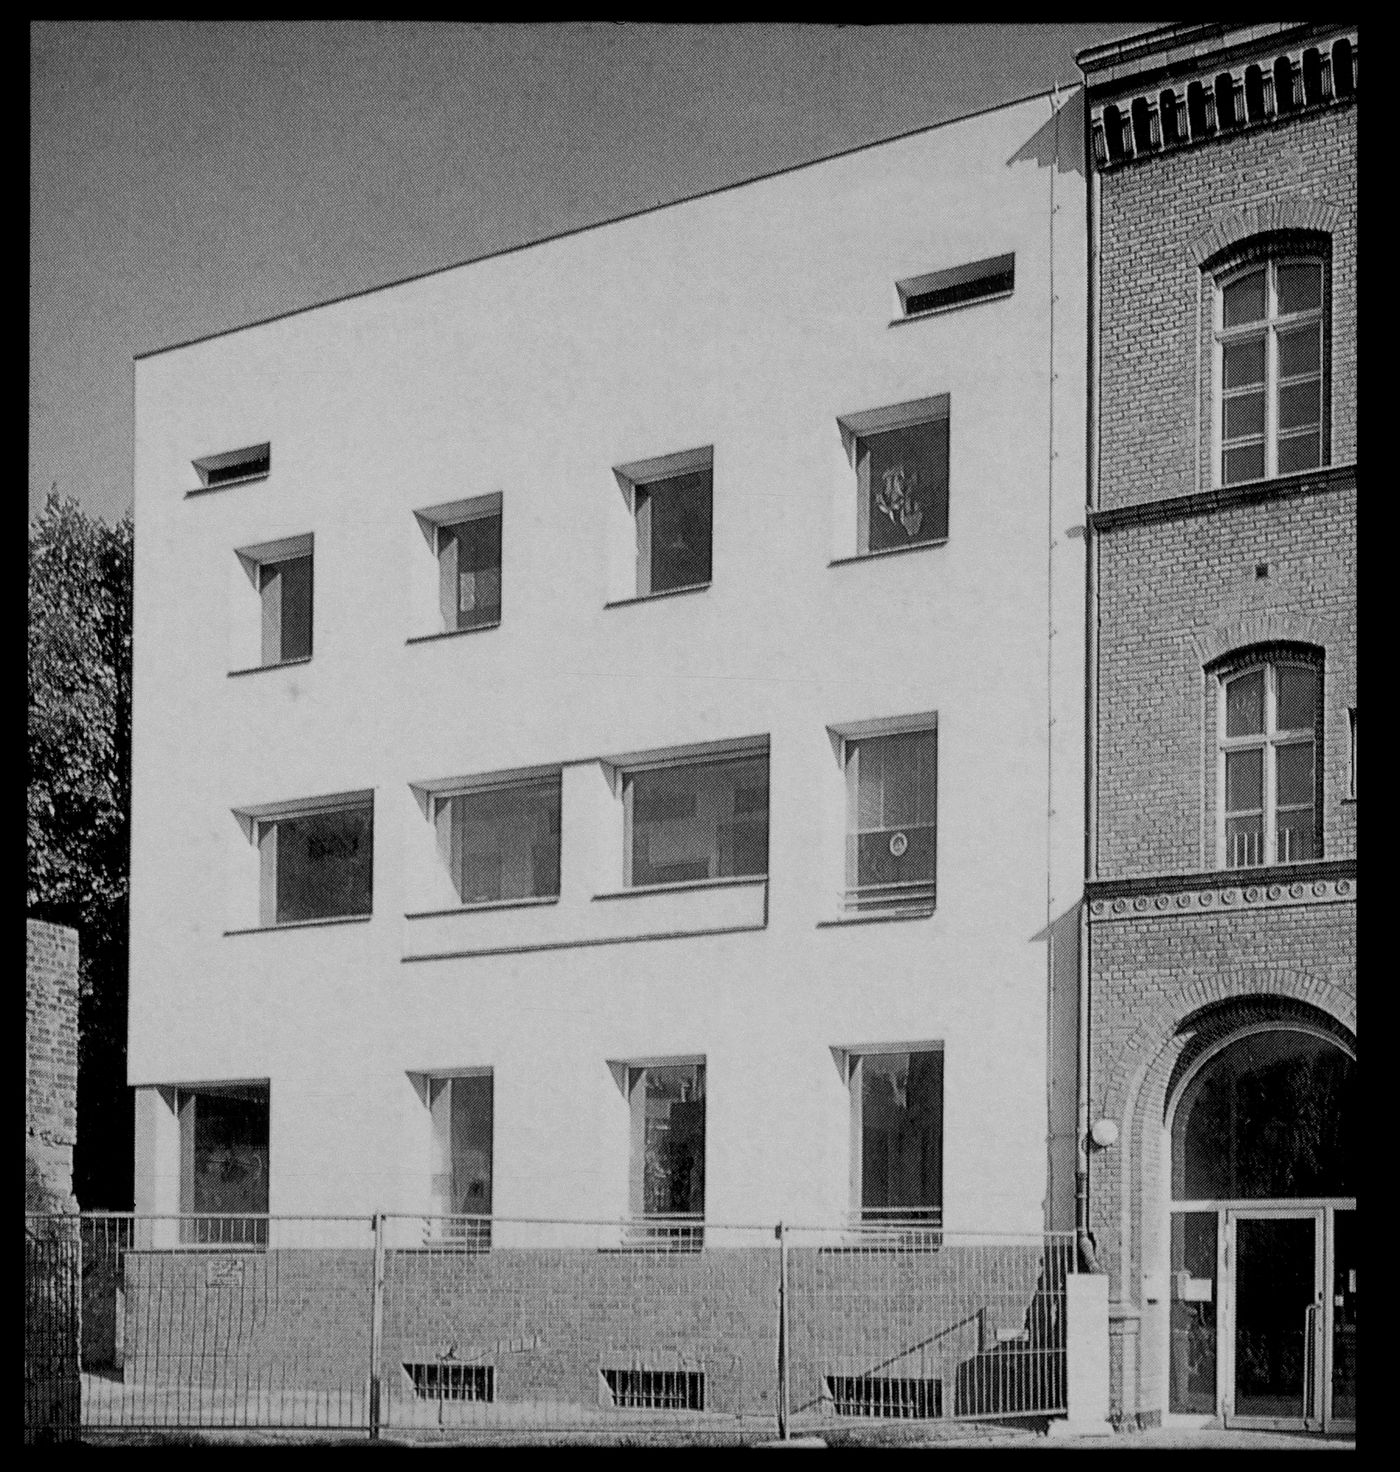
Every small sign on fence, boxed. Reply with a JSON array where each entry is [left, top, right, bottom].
[[206, 1257, 246, 1288]]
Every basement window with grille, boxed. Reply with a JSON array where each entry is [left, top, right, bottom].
[[896, 254, 1014, 320], [601, 1369, 705, 1411], [403, 1363, 494, 1402], [826, 1375, 942, 1419], [192, 442, 271, 491]]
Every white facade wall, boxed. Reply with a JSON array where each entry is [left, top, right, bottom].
[[129, 90, 1087, 1233]]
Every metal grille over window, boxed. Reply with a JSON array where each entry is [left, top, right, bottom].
[[845, 729, 937, 911], [1218, 256, 1324, 486], [1219, 660, 1317, 868], [602, 1369, 705, 1411], [625, 754, 768, 887], [437, 777, 561, 905]]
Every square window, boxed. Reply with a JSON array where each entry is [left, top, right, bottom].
[[849, 1049, 943, 1227], [837, 398, 950, 557], [258, 799, 373, 925], [427, 1071, 493, 1246], [843, 727, 937, 912], [627, 1061, 705, 1241], [177, 1083, 269, 1245], [436, 776, 561, 905], [624, 752, 768, 887]]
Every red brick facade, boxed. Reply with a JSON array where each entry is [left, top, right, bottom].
[[1080, 22, 1356, 1429]]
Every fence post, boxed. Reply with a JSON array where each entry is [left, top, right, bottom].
[[776, 1221, 791, 1441], [368, 1213, 385, 1440]]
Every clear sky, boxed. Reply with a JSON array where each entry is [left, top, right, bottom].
[[31, 21, 1149, 526]]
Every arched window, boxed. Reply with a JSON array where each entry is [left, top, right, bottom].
[[1172, 1028, 1354, 1200], [1217, 654, 1319, 868], [1214, 248, 1326, 485]]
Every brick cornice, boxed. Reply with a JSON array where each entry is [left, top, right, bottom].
[[1086, 859, 1355, 922], [1088, 462, 1355, 533]]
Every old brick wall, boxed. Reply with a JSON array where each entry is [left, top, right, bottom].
[[1095, 480, 1356, 880], [1097, 100, 1356, 513], [26, 920, 79, 1215]]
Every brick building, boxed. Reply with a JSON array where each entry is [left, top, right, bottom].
[[1076, 23, 1356, 1432]]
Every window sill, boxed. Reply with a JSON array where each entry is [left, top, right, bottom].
[[888, 288, 1013, 327], [405, 896, 559, 920], [818, 906, 935, 928], [227, 656, 313, 678], [406, 622, 501, 645], [829, 539, 947, 568], [594, 874, 767, 901], [604, 583, 710, 610], [185, 473, 270, 498], [224, 914, 372, 936]]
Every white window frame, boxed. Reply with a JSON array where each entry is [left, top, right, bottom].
[[841, 1042, 944, 1232], [420, 1067, 494, 1245], [1216, 659, 1319, 869], [829, 713, 938, 915], [611, 445, 714, 601], [412, 493, 503, 637], [835, 396, 950, 558], [232, 532, 314, 672], [232, 789, 375, 927], [618, 1055, 706, 1239], [612, 737, 769, 890], [1212, 252, 1326, 488], [430, 771, 562, 908]]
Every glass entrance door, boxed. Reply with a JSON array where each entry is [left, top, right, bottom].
[[1228, 1211, 1320, 1425]]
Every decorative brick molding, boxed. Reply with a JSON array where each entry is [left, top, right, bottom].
[[1099, 967, 1354, 1137], [1089, 872, 1353, 922], [1191, 607, 1342, 667], [1190, 197, 1340, 266], [1088, 462, 1355, 532], [1085, 30, 1357, 171]]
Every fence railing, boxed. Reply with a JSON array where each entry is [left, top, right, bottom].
[[32, 1211, 1074, 1440]]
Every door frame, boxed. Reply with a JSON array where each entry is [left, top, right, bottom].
[[1216, 1200, 1355, 1431]]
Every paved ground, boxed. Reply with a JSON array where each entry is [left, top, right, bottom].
[[82, 1424, 1356, 1450]]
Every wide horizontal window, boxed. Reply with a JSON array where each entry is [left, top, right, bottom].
[[624, 753, 768, 887], [436, 777, 561, 905], [259, 802, 373, 924]]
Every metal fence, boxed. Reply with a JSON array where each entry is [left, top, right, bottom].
[[25, 1216, 81, 1444], [33, 1212, 1075, 1440]]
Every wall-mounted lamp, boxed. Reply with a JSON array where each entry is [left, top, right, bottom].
[[1089, 1118, 1119, 1150]]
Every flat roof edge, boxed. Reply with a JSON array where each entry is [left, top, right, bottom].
[[134, 81, 1075, 364]]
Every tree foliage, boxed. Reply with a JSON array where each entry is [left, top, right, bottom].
[[28, 492, 133, 1207]]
